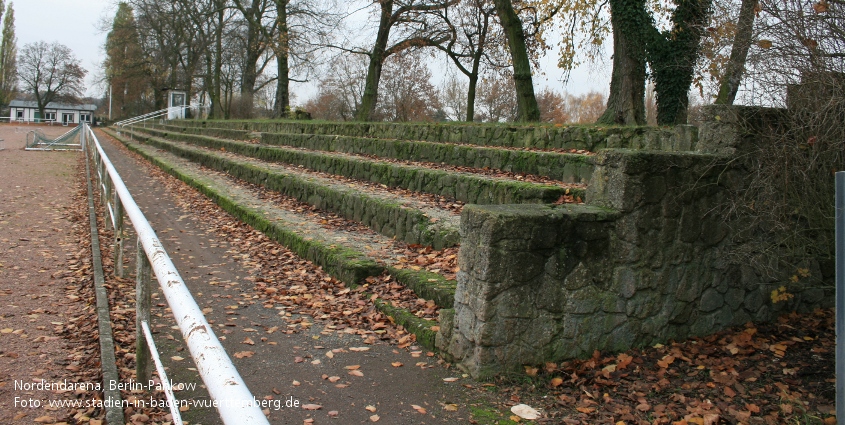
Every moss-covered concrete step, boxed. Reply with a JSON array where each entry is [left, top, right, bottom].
[[151, 122, 593, 183], [138, 123, 257, 141], [105, 128, 450, 350], [173, 119, 700, 152], [119, 128, 460, 249], [127, 126, 575, 204]]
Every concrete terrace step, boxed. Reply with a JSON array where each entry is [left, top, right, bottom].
[[174, 119, 700, 152], [118, 127, 461, 249], [104, 129, 456, 348], [126, 125, 579, 204], [150, 122, 594, 183]]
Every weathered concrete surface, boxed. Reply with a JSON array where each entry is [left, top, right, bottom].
[[440, 148, 829, 378]]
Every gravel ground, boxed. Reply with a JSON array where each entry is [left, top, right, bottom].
[[0, 124, 103, 424]]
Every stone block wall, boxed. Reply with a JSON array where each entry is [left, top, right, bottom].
[[177, 119, 699, 153], [438, 148, 830, 378]]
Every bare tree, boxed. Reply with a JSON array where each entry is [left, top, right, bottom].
[[713, 0, 757, 104], [439, 73, 468, 121], [328, 0, 454, 121], [433, 0, 498, 121], [535, 87, 568, 122], [491, 0, 540, 121], [305, 54, 368, 121], [476, 71, 517, 121], [231, 0, 275, 116], [17, 41, 86, 118], [376, 50, 441, 121]]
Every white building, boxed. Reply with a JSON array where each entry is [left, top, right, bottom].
[[10, 100, 97, 125]]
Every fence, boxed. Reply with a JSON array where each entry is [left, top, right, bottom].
[[25, 126, 83, 151], [83, 123, 270, 425], [114, 104, 205, 129]]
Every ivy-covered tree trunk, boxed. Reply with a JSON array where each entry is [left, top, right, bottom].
[[651, 0, 711, 124], [598, 0, 647, 126], [492, 0, 540, 122], [715, 0, 756, 105], [356, 1, 393, 121]]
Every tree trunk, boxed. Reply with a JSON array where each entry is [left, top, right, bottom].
[[598, 0, 647, 126], [651, 0, 711, 124], [356, 1, 392, 121], [273, 0, 290, 118], [466, 74, 478, 122], [492, 0, 540, 122], [715, 0, 756, 105], [209, 2, 224, 119]]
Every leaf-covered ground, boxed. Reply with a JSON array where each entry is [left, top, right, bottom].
[[472, 309, 836, 425]]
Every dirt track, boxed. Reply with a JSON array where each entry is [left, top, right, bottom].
[[0, 124, 98, 423]]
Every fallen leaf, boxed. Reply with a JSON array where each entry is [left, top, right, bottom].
[[171, 356, 185, 361], [511, 404, 541, 420], [443, 377, 459, 382], [411, 404, 427, 414], [366, 405, 377, 412], [657, 355, 675, 369], [302, 403, 322, 410], [369, 414, 380, 422], [391, 362, 403, 367], [234, 351, 255, 359]]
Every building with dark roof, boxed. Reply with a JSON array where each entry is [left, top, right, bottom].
[[10, 100, 96, 125]]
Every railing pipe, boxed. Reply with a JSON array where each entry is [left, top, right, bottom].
[[84, 124, 270, 424]]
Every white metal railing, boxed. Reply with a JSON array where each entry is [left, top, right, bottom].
[[7, 117, 58, 125], [114, 104, 204, 128], [82, 123, 270, 425]]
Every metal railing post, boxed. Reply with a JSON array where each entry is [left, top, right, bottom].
[[99, 161, 107, 207], [836, 171, 844, 425], [136, 237, 153, 383], [114, 191, 125, 278], [104, 176, 113, 230]]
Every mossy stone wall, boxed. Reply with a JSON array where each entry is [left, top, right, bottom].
[[175, 120, 699, 152], [439, 149, 830, 378]]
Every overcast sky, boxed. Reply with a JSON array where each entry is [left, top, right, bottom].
[[16, 0, 610, 102], [17, 0, 114, 97]]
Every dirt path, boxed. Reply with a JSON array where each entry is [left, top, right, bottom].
[[95, 130, 476, 424], [0, 124, 103, 423]]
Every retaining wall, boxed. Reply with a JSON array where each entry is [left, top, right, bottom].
[[166, 108, 830, 378], [435, 106, 830, 378]]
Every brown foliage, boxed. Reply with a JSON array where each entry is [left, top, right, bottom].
[[376, 51, 442, 122]]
